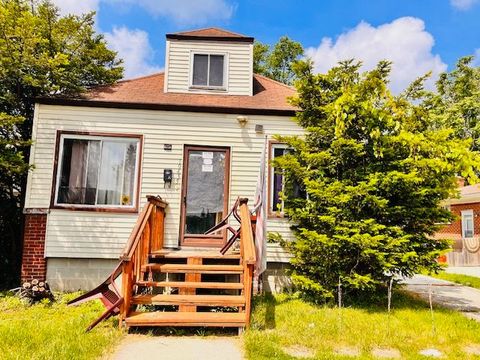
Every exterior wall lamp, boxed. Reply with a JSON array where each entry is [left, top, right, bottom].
[[236, 115, 248, 127]]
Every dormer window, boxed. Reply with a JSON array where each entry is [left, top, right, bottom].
[[191, 53, 226, 90]]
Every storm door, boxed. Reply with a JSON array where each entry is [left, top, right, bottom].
[[180, 146, 230, 247]]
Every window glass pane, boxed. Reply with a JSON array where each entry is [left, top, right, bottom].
[[271, 147, 287, 211], [85, 141, 100, 204], [57, 137, 138, 207], [463, 213, 474, 237], [209, 55, 224, 87], [122, 143, 137, 206], [97, 141, 127, 205], [185, 150, 225, 234], [58, 139, 97, 204], [272, 172, 283, 210], [192, 54, 208, 86]]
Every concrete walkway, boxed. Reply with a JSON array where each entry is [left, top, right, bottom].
[[107, 335, 243, 360], [403, 274, 480, 316]]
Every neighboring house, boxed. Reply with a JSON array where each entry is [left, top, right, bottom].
[[21, 28, 300, 292], [436, 183, 480, 266]]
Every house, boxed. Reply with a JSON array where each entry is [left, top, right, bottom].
[[436, 182, 480, 266], [21, 27, 301, 328]]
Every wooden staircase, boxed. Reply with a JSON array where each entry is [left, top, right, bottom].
[[119, 196, 256, 331]]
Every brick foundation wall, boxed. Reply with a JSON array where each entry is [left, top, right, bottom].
[[21, 213, 47, 282]]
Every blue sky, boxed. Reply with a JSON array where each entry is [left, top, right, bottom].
[[54, 0, 480, 91]]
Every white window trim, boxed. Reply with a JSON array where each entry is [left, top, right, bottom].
[[54, 133, 141, 210], [269, 143, 289, 214], [461, 209, 474, 239], [189, 51, 229, 92]]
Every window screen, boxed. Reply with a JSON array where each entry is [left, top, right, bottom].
[[192, 54, 225, 88], [462, 210, 474, 238], [56, 136, 139, 207], [192, 54, 208, 86]]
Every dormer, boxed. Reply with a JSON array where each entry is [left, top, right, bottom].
[[164, 28, 254, 96]]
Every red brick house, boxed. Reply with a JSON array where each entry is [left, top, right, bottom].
[[437, 183, 480, 266]]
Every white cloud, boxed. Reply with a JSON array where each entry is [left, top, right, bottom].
[[104, 27, 163, 79], [474, 49, 480, 66], [450, 0, 479, 10], [107, 0, 235, 25], [53, 0, 235, 25], [51, 0, 100, 16], [305, 17, 447, 93]]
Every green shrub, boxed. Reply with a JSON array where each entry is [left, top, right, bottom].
[[275, 60, 480, 301]]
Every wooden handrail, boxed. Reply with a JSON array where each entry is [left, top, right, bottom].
[[239, 198, 256, 265], [120, 196, 168, 261], [119, 195, 168, 324], [238, 198, 256, 328], [120, 203, 153, 261]]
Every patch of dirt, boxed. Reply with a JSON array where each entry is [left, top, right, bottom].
[[371, 348, 401, 358], [418, 348, 443, 358], [334, 346, 360, 357], [464, 344, 480, 355], [282, 345, 315, 358]]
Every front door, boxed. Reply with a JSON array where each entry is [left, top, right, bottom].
[[180, 145, 230, 247]]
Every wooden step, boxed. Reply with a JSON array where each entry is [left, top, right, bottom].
[[131, 294, 245, 307], [125, 311, 246, 327], [141, 263, 244, 274], [150, 250, 240, 259], [136, 281, 244, 290]]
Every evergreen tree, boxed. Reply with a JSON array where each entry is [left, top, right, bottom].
[[0, 0, 123, 288], [274, 60, 480, 301]]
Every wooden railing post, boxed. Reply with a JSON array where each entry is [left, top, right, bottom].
[[147, 195, 167, 253], [120, 261, 133, 325]]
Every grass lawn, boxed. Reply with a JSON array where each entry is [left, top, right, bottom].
[[244, 292, 480, 359], [427, 272, 480, 289], [0, 292, 123, 360]]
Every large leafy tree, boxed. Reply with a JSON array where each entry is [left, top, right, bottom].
[[274, 60, 480, 301], [253, 36, 303, 85], [0, 0, 123, 288], [429, 56, 480, 151]]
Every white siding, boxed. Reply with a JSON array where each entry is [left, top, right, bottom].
[[45, 211, 137, 258], [165, 39, 253, 96], [25, 104, 302, 260]]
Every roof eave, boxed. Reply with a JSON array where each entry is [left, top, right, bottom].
[[166, 34, 254, 43], [36, 97, 297, 117], [446, 194, 480, 205]]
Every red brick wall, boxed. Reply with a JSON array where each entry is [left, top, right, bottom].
[[437, 202, 480, 239], [437, 202, 480, 263], [21, 214, 47, 282]]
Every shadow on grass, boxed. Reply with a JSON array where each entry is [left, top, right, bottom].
[[253, 288, 450, 320], [251, 292, 295, 330], [342, 288, 432, 313]]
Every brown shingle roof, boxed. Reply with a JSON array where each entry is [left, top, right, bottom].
[[166, 27, 254, 43], [171, 27, 249, 38], [38, 73, 298, 116]]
